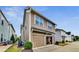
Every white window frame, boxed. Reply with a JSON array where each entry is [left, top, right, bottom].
[[34, 15, 44, 27]]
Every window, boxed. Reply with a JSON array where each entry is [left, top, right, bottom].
[[1, 20, 4, 26], [35, 15, 43, 26], [1, 34, 3, 42], [48, 22, 52, 30]]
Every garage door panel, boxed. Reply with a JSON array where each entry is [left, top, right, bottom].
[[32, 32, 45, 48]]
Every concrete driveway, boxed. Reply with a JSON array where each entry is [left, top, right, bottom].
[[33, 44, 61, 52], [52, 41, 79, 52]]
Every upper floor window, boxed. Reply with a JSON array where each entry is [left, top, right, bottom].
[[35, 15, 44, 26], [1, 20, 4, 26], [48, 22, 52, 30]]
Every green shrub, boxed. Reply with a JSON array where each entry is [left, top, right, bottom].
[[24, 41, 32, 49], [16, 37, 20, 41], [10, 34, 15, 43], [55, 41, 59, 45], [73, 39, 76, 41], [66, 40, 68, 42], [62, 40, 65, 43]]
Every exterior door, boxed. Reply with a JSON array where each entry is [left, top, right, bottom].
[[46, 36, 52, 44]]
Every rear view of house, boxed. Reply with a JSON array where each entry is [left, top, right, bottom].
[[0, 10, 15, 44], [21, 7, 56, 48]]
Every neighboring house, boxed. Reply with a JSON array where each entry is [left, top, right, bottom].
[[55, 29, 72, 42], [21, 7, 56, 48], [55, 29, 67, 42], [0, 10, 15, 44], [9, 24, 16, 41], [65, 35, 72, 41], [65, 32, 72, 41], [71, 35, 75, 41]]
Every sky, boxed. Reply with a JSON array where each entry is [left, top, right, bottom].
[[0, 6, 79, 36]]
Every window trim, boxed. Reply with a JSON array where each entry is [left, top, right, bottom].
[[34, 15, 44, 27], [47, 22, 52, 30], [1, 20, 4, 26], [1, 34, 3, 42]]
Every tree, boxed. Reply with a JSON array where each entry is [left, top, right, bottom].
[[66, 32, 71, 35], [76, 36, 79, 40], [16, 37, 20, 41], [73, 36, 79, 41], [10, 34, 15, 43]]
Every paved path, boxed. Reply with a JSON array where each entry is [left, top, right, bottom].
[[0, 44, 12, 52], [52, 41, 79, 52], [33, 44, 61, 52]]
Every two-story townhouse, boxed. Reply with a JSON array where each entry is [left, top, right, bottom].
[[71, 35, 75, 41], [55, 29, 67, 42], [65, 32, 72, 42], [21, 7, 56, 48], [55, 29, 72, 42], [65, 35, 72, 41], [0, 10, 15, 44], [9, 24, 16, 42]]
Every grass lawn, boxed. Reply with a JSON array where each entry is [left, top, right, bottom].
[[5, 44, 23, 52], [58, 42, 71, 46], [58, 42, 68, 46]]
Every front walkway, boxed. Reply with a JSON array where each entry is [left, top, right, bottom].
[[52, 41, 79, 52], [0, 44, 12, 52]]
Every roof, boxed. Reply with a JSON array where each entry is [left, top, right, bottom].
[[56, 28, 66, 33], [0, 10, 15, 32], [0, 10, 10, 25], [10, 24, 15, 32], [23, 7, 56, 27]]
